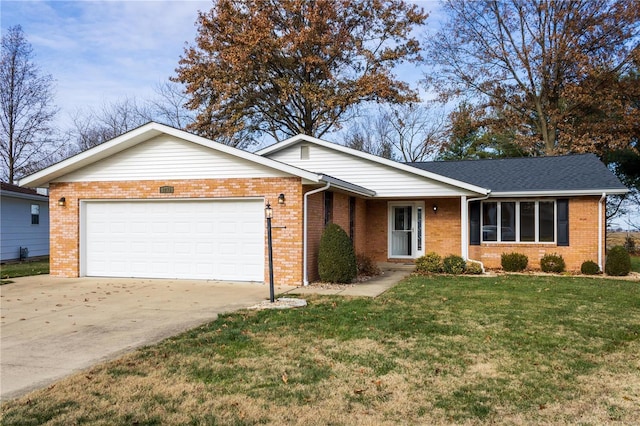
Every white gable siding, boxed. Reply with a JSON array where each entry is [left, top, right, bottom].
[[266, 143, 473, 197], [55, 135, 289, 182]]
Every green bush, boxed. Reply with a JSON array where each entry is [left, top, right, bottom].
[[443, 255, 466, 275], [465, 261, 483, 275], [580, 260, 600, 275], [415, 252, 442, 274], [318, 224, 357, 283], [605, 245, 631, 276], [356, 253, 380, 277], [540, 253, 566, 273], [501, 252, 528, 272]]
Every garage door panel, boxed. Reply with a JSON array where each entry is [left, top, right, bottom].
[[84, 200, 264, 281]]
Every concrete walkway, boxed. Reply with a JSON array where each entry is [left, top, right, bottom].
[[0, 276, 277, 400], [284, 263, 413, 297]]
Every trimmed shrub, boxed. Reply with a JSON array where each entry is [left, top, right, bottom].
[[415, 252, 442, 274], [540, 253, 566, 273], [580, 260, 600, 275], [605, 245, 631, 276], [443, 255, 466, 275], [318, 224, 357, 283], [501, 252, 528, 272], [465, 261, 483, 275], [356, 253, 380, 277]]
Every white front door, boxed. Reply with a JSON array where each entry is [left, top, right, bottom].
[[388, 202, 424, 258]]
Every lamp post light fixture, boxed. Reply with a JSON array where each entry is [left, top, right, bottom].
[[265, 202, 275, 303]]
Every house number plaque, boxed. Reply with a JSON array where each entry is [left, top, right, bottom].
[[159, 186, 174, 194]]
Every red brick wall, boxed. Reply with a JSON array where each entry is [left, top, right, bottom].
[[48, 177, 304, 286], [426, 198, 462, 257], [354, 197, 368, 256], [364, 200, 388, 261], [304, 189, 324, 282], [468, 196, 603, 271]]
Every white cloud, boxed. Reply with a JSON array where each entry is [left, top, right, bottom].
[[2, 0, 210, 129]]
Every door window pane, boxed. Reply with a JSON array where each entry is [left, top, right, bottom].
[[482, 202, 497, 241], [391, 206, 412, 256], [520, 202, 535, 242], [500, 202, 516, 241], [539, 201, 555, 242]]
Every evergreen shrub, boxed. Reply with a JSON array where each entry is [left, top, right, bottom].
[[580, 260, 600, 275], [501, 252, 528, 272], [415, 252, 442, 274], [443, 255, 466, 274], [540, 253, 566, 273], [465, 261, 483, 275], [318, 224, 357, 283], [605, 246, 631, 276]]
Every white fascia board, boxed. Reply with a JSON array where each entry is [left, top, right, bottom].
[[490, 188, 630, 197], [19, 122, 323, 187], [319, 175, 376, 197], [257, 134, 489, 195]]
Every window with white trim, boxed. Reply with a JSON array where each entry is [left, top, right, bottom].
[[481, 200, 556, 243]]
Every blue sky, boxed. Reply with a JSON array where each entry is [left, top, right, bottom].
[[2, 0, 441, 131]]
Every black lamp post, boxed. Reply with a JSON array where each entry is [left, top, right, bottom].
[[265, 202, 275, 303]]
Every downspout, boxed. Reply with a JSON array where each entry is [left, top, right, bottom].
[[303, 182, 331, 286], [598, 192, 606, 271], [465, 194, 491, 273]]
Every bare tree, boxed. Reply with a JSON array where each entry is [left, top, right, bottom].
[[0, 25, 59, 182], [343, 112, 395, 160], [147, 81, 195, 129], [384, 104, 444, 162], [427, 0, 640, 156], [67, 97, 151, 152]]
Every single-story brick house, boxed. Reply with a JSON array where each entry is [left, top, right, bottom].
[[19, 122, 628, 285], [1, 182, 49, 262]]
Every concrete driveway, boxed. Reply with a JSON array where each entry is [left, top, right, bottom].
[[1, 275, 280, 400]]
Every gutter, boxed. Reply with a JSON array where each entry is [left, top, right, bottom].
[[598, 192, 606, 271], [303, 182, 331, 286], [464, 193, 491, 273]]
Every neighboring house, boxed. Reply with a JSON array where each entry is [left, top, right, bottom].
[[1, 182, 50, 262], [18, 122, 628, 285]]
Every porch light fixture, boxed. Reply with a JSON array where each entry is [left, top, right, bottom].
[[278, 193, 286, 204], [265, 202, 275, 302], [58, 197, 66, 207], [432, 204, 438, 213]]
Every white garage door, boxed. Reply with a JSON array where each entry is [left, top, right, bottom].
[[83, 200, 264, 281]]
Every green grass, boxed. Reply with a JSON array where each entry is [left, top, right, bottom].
[[0, 258, 49, 281], [631, 255, 640, 273], [1, 275, 639, 425]]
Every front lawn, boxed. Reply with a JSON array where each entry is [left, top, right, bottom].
[[1, 258, 49, 282], [2, 275, 639, 425], [632, 255, 640, 273]]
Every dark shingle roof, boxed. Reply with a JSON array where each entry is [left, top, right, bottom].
[[0, 182, 43, 196], [406, 154, 627, 193]]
